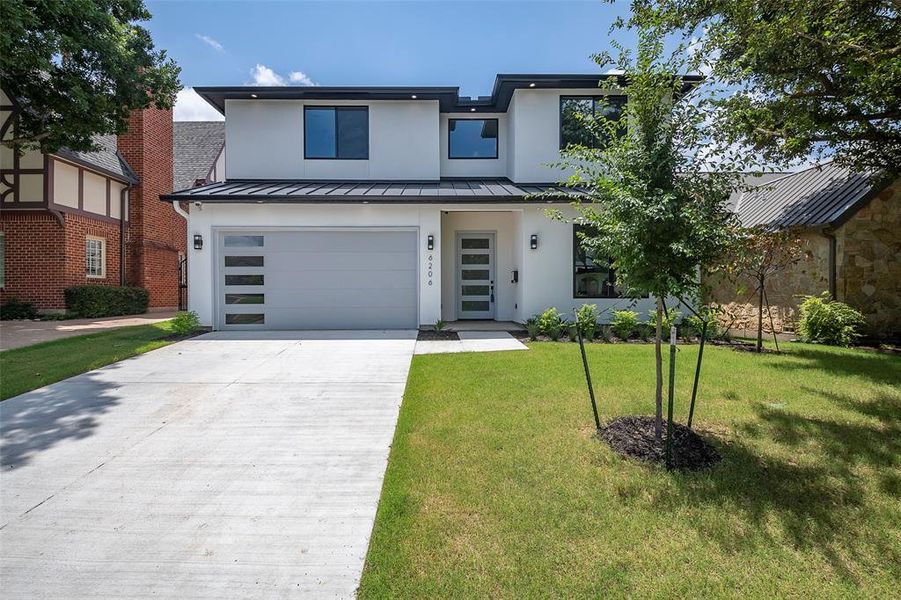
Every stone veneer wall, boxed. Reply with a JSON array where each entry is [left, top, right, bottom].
[[834, 177, 901, 338], [704, 176, 901, 340]]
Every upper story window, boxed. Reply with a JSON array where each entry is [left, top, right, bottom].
[[304, 106, 368, 160], [560, 96, 626, 149], [448, 119, 499, 159]]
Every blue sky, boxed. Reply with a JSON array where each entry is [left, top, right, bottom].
[[145, 0, 637, 120]]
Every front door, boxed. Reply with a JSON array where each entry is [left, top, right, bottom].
[[456, 232, 495, 320]]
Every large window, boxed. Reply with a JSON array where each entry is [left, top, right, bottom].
[[560, 96, 626, 149], [304, 106, 369, 159], [573, 225, 619, 299], [85, 236, 105, 278], [448, 118, 498, 159]]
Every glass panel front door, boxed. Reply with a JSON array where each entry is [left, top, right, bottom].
[[457, 233, 495, 319]]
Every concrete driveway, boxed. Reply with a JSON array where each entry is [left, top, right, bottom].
[[0, 330, 417, 598]]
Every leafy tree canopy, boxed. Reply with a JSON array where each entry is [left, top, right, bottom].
[[624, 0, 901, 175], [0, 0, 181, 153]]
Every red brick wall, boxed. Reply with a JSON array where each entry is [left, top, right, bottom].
[[118, 108, 185, 309], [0, 211, 121, 309], [0, 211, 65, 308]]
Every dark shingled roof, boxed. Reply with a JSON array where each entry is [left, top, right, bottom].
[[161, 178, 588, 203], [173, 121, 225, 191], [734, 162, 878, 228], [54, 134, 139, 184]]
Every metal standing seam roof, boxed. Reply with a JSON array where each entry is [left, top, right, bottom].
[[160, 178, 589, 203], [734, 161, 878, 228], [53, 134, 140, 184]]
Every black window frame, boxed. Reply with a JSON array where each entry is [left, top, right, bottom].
[[303, 106, 369, 160], [447, 118, 499, 160], [559, 95, 626, 150], [572, 224, 620, 299]]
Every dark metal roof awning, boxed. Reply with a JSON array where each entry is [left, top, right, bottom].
[[160, 178, 588, 204]]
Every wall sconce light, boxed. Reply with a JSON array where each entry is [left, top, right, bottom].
[[530, 234, 538, 250], [193, 234, 203, 250], [427, 234, 434, 250]]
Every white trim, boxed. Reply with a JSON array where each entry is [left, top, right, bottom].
[[85, 235, 106, 279]]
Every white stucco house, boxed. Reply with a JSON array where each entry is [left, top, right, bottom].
[[162, 74, 700, 330]]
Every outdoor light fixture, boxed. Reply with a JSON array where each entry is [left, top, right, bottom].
[[411, 95, 417, 99], [250, 93, 258, 98], [427, 234, 434, 250], [529, 82, 536, 88], [193, 234, 203, 250], [470, 107, 476, 112], [530, 234, 538, 250]]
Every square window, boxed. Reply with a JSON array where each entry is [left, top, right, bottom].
[[448, 119, 498, 159], [304, 107, 369, 159], [85, 237, 105, 278], [560, 96, 626, 149]]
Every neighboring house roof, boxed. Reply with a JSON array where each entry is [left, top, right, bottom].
[[53, 134, 140, 184], [726, 172, 789, 211], [160, 178, 588, 203], [195, 73, 703, 115], [173, 121, 225, 191], [734, 162, 879, 228]]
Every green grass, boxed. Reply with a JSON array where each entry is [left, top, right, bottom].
[[1, 321, 177, 400], [360, 341, 901, 598]]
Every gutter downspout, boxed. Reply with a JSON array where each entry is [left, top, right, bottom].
[[119, 184, 131, 286], [823, 229, 837, 299]]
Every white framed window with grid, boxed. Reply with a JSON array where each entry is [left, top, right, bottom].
[[85, 236, 106, 278]]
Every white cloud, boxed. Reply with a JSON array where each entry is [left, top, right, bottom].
[[604, 68, 625, 75], [249, 64, 286, 86], [289, 71, 316, 86], [247, 64, 317, 87], [173, 88, 224, 122], [195, 33, 224, 53]]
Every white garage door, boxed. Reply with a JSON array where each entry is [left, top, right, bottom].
[[217, 229, 418, 330]]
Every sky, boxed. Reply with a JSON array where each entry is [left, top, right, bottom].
[[144, 0, 638, 121]]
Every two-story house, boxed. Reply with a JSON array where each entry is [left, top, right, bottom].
[[162, 74, 699, 330]]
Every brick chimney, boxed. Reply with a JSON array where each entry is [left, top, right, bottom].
[[117, 108, 185, 309]]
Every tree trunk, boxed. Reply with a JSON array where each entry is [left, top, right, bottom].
[[654, 296, 663, 440], [757, 275, 765, 352]]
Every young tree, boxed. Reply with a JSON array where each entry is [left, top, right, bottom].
[[719, 227, 809, 352], [626, 0, 901, 176], [0, 0, 181, 153], [550, 31, 741, 439]]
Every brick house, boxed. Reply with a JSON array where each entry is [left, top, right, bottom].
[[0, 87, 224, 313], [705, 162, 901, 340]]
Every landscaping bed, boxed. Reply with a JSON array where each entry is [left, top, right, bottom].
[[599, 415, 721, 471], [417, 330, 459, 341]]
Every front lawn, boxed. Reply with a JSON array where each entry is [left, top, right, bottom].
[[360, 342, 901, 598], [0, 322, 178, 400]]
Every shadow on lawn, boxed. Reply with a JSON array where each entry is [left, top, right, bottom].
[[768, 345, 901, 387], [669, 390, 901, 585]]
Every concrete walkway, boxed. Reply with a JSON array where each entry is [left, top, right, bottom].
[[0, 330, 417, 598], [415, 330, 529, 355], [0, 311, 178, 351]]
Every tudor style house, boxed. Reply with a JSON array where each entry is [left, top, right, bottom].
[[0, 88, 225, 313], [161, 74, 693, 330]]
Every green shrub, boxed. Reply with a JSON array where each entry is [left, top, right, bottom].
[[538, 307, 564, 341], [597, 325, 613, 343], [0, 298, 37, 320], [611, 310, 639, 340], [683, 307, 722, 341], [574, 303, 599, 340], [646, 307, 682, 331], [798, 293, 866, 346], [64, 285, 149, 318], [434, 319, 446, 333], [170, 311, 200, 335]]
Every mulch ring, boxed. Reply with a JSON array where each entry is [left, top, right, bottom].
[[417, 330, 460, 341], [598, 415, 721, 472]]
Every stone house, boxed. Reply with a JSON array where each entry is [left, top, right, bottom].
[[705, 162, 901, 340]]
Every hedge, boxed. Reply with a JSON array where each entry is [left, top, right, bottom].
[[64, 285, 149, 318]]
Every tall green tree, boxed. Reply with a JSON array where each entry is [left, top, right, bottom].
[[550, 31, 741, 438], [0, 0, 180, 152], [626, 0, 901, 175]]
